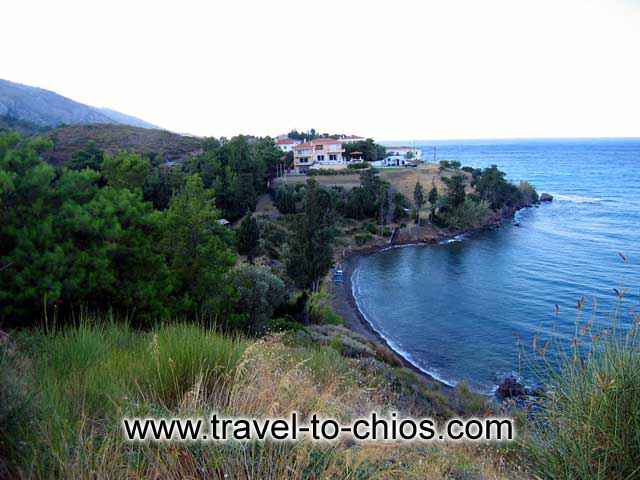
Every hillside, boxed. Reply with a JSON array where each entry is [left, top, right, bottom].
[[0, 78, 157, 129], [43, 124, 204, 165]]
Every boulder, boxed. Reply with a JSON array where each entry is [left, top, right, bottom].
[[539, 193, 553, 202], [496, 376, 526, 399]]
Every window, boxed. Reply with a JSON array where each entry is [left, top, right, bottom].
[[317, 155, 325, 162], [315, 145, 323, 151], [329, 154, 337, 161]]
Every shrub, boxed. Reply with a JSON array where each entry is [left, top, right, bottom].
[[308, 289, 345, 325], [440, 198, 491, 230], [230, 264, 286, 333], [365, 222, 377, 234], [518, 181, 539, 205], [523, 293, 640, 479], [354, 233, 372, 245], [347, 162, 369, 170]]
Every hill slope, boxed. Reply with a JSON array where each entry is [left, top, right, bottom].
[[0, 78, 157, 129], [44, 124, 203, 165]]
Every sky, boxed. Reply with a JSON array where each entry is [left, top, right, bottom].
[[2, 0, 640, 140]]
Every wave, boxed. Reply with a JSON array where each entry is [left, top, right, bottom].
[[439, 233, 468, 245], [553, 194, 603, 204], [351, 267, 458, 388]]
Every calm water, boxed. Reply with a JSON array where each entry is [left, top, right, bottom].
[[352, 139, 640, 392]]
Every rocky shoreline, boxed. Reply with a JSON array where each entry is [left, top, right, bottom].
[[331, 199, 548, 394]]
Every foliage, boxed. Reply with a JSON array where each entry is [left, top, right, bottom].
[[67, 141, 104, 171], [272, 183, 300, 214], [518, 180, 539, 205], [474, 165, 525, 210], [258, 218, 289, 260], [346, 162, 369, 170], [442, 173, 467, 209], [102, 151, 150, 191], [143, 164, 185, 210], [342, 138, 386, 162], [1, 317, 516, 479], [161, 174, 236, 319], [284, 179, 335, 291], [237, 213, 260, 260], [341, 169, 388, 221], [185, 135, 281, 220], [230, 265, 286, 333], [0, 134, 174, 321], [439, 160, 461, 171], [522, 293, 640, 480], [428, 182, 438, 205], [413, 181, 425, 222], [438, 197, 492, 230]]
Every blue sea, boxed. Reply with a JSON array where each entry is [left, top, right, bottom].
[[352, 139, 640, 393]]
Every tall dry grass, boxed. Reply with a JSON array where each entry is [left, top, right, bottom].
[[521, 261, 640, 479], [1, 319, 518, 479]]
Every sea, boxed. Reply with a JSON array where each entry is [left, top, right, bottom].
[[351, 139, 640, 393]]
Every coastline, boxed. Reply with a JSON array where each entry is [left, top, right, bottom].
[[331, 205, 534, 392], [331, 247, 453, 391]]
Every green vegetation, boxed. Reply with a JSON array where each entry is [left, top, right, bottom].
[[522, 291, 640, 479], [413, 180, 425, 222], [6, 123, 626, 479], [1, 318, 515, 479], [237, 213, 260, 261], [342, 138, 386, 162], [284, 179, 335, 291]]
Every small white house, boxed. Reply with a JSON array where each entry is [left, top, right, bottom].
[[276, 138, 302, 153], [385, 146, 422, 160]]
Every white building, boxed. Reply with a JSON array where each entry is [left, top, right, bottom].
[[385, 146, 422, 160], [370, 146, 422, 168], [293, 138, 364, 173], [276, 138, 302, 153]]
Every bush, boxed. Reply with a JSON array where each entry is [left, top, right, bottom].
[[308, 289, 345, 325], [365, 222, 377, 234], [231, 265, 286, 333], [354, 233, 372, 245], [518, 181, 539, 205], [347, 162, 369, 170], [446, 197, 491, 229], [523, 295, 640, 479]]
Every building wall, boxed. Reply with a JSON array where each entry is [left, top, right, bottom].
[[294, 139, 346, 171]]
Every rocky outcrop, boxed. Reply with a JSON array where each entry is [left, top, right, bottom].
[[540, 193, 554, 202], [496, 376, 527, 399]]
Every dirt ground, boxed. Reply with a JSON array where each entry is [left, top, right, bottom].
[[277, 164, 468, 206]]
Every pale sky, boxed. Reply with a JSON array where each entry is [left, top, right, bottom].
[[3, 0, 640, 140]]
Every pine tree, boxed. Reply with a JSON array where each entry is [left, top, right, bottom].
[[237, 213, 260, 262], [413, 181, 425, 223]]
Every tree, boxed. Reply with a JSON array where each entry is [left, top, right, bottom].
[[102, 151, 150, 191], [162, 174, 236, 318], [231, 265, 286, 333], [68, 141, 104, 171], [285, 179, 334, 291], [273, 183, 298, 214], [443, 174, 466, 209], [413, 181, 425, 222], [428, 182, 439, 219], [474, 165, 523, 210], [0, 134, 169, 321], [237, 213, 260, 261], [392, 192, 408, 222]]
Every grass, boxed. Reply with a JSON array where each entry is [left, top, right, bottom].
[[520, 288, 640, 479], [1, 317, 517, 479]]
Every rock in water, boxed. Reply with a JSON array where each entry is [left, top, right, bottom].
[[496, 376, 527, 399], [540, 193, 554, 202]]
